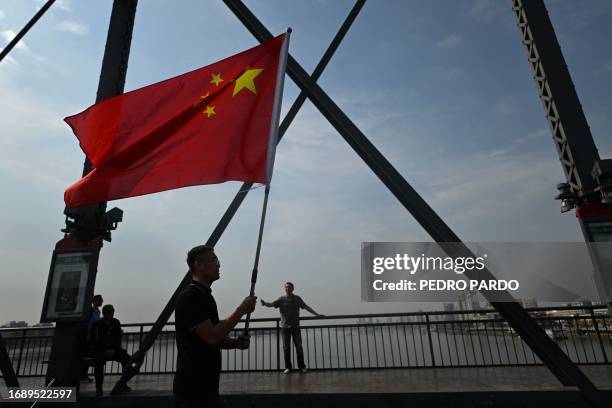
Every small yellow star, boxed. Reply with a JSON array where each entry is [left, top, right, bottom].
[[233, 68, 263, 96], [204, 105, 216, 118], [193, 92, 210, 108], [193, 92, 209, 109], [211, 73, 224, 86]]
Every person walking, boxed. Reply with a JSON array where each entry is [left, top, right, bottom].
[[80, 294, 103, 382]]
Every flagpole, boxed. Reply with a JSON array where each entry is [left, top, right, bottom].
[[244, 29, 291, 335], [244, 184, 270, 335]]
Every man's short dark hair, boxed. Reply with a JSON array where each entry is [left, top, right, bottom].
[[102, 304, 114, 315], [187, 245, 215, 272], [93, 294, 102, 302], [285, 282, 294, 288]]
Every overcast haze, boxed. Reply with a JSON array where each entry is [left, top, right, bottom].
[[1, 0, 612, 325]]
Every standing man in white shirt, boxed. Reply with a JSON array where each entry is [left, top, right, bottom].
[[261, 282, 323, 373]]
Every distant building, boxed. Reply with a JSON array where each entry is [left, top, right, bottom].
[[458, 290, 485, 312], [572, 299, 593, 315], [1, 320, 28, 328]]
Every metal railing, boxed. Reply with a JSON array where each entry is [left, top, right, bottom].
[[1, 306, 610, 377]]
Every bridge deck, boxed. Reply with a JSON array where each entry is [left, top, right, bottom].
[[6, 365, 612, 394], [3, 366, 612, 407], [90, 365, 612, 395]]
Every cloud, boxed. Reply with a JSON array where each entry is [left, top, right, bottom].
[[440, 67, 462, 79], [468, 0, 505, 23], [35, 0, 72, 12], [494, 101, 517, 115], [0, 51, 18, 65], [425, 150, 558, 224], [436, 34, 464, 48], [0, 87, 70, 189], [55, 0, 73, 12], [33, 0, 72, 14], [0, 30, 29, 51], [546, 1, 612, 33], [54, 19, 89, 35], [0, 29, 46, 62]]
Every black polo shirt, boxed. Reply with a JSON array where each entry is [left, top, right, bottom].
[[173, 280, 221, 399]]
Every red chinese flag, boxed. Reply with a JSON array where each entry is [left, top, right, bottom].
[[64, 34, 288, 208]]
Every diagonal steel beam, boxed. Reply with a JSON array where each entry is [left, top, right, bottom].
[[111, 0, 367, 393], [0, 331, 19, 388], [221, 0, 606, 406], [0, 0, 55, 63]]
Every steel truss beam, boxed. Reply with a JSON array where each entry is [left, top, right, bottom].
[[110, 0, 367, 394], [511, 0, 599, 196], [46, 0, 137, 391], [512, 0, 612, 318]]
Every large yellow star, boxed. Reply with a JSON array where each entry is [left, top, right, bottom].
[[211, 73, 223, 86], [204, 105, 216, 118], [233, 68, 263, 96]]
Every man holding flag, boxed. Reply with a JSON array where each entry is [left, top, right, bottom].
[[174, 245, 256, 407], [63, 28, 290, 404]]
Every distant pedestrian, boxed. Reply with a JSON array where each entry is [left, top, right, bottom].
[[80, 294, 103, 382], [90, 304, 131, 396], [174, 245, 256, 408], [261, 282, 322, 373], [89, 295, 103, 331]]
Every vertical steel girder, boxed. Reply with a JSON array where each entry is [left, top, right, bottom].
[[512, 0, 612, 324], [221, 0, 605, 406], [46, 0, 137, 390], [511, 0, 599, 196], [110, 0, 367, 394], [85, 0, 139, 176]]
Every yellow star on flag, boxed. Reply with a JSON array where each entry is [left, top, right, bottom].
[[204, 105, 216, 118], [193, 92, 210, 109], [233, 68, 263, 96], [211, 73, 223, 86]]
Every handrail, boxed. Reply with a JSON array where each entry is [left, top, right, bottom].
[[1, 305, 610, 377], [1, 305, 609, 332]]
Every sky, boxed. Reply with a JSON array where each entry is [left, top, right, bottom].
[[1, 0, 612, 326]]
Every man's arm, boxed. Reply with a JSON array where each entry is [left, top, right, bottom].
[[299, 297, 322, 316], [219, 335, 250, 350], [113, 320, 123, 349], [219, 337, 238, 349], [193, 296, 256, 346], [260, 297, 280, 308]]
